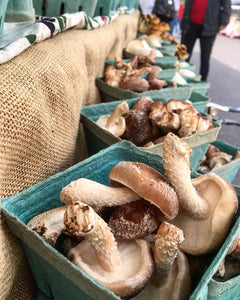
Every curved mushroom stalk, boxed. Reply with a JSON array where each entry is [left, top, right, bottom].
[[27, 206, 66, 246], [163, 132, 238, 255], [132, 222, 191, 300], [65, 201, 154, 298], [96, 101, 129, 137], [60, 178, 142, 207], [109, 161, 179, 220]]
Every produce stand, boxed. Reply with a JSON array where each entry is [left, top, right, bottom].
[[0, 2, 240, 300]]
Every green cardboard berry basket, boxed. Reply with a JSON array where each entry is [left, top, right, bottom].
[[80, 96, 221, 171], [105, 59, 177, 80], [122, 49, 178, 68], [184, 78, 211, 95], [1, 141, 240, 300], [198, 139, 240, 183], [33, 0, 98, 17], [188, 90, 210, 113], [95, 77, 192, 102]]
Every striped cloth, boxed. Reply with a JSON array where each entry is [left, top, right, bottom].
[[0, 6, 132, 64]]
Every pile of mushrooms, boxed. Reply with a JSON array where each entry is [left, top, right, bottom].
[[199, 143, 240, 172], [27, 131, 238, 299], [96, 97, 214, 147], [103, 50, 177, 93]]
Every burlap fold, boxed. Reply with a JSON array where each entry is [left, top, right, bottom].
[[0, 12, 139, 299]]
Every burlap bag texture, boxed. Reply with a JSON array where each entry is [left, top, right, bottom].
[[0, 12, 139, 300]]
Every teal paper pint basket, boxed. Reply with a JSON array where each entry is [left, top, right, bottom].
[[188, 90, 210, 113], [80, 97, 221, 171], [5, 0, 35, 22], [0, 0, 9, 34], [198, 140, 240, 183], [105, 59, 177, 80], [96, 77, 192, 102], [33, 0, 97, 17], [94, 0, 113, 16], [1, 141, 240, 300]]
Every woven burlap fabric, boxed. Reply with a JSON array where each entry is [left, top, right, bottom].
[[0, 12, 139, 300]]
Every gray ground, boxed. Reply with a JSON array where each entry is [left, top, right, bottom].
[[189, 34, 240, 185]]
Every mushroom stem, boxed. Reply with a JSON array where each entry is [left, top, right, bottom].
[[151, 222, 185, 287], [163, 132, 210, 219], [64, 201, 121, 272], [105, 101, 129, 129], [60, 178, 142, 207]]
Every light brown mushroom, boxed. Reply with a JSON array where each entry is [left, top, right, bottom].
[[108, 201, 160, 240], [27, 206, 66, 246], [109, 161, 179, 220], [65, 201, 154, 298], [208, 152, 232, 170], [178, 106, 200, 137], [103, 65, 125, 87], [197, 115, 214, 132], [60, 178, 142, 208], [163, 132, 238, 255], [132, 222, 191, 300], [96, 101, 129, 137], [166, 99, 192, 114], [149, 102, 181, 135]]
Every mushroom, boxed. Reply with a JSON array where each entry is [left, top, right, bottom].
[[121, 109, 153, 146], [149, 102, 181, 135], [65, 201, 154, 298], [132, 222, 191, 300], [146, 67, 167, 90], [119, 68, 151, 93], [27, 206, 66, 246], [108, 201, 160, 240], [208, 152, 232, 170], [178, 106, 200, 137], [162, 132, 238, 255], [197, 115, 214, 133], [60, 178, 142, 208], [103, 65, 125, 87], [166, 99, 192, 114], [132, 96, 154, 114], [96, 101, 129, 137], [109, 161, 179, 220]]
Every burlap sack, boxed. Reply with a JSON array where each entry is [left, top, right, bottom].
[[0, 12, 139, 299]]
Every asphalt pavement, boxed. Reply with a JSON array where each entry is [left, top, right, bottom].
[[189, 34, 240, 185]]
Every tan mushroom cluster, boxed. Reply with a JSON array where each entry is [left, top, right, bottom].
[[138, 11, 178, 44], [96, 97, 214, 147], [175, 44, 189, 60], [27, 132, 238, 299], [104, 50, 176, 93], [199, 143, 240, 172]]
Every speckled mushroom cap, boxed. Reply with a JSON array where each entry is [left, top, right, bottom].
[[109, 161, 179, 220]]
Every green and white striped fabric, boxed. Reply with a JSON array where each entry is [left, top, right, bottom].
[[0, 6, 132, 64]]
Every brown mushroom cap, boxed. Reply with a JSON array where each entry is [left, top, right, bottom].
[[108, 201, 159, 240], [109, 161, 179, 220], [121, 110, 153, 146], [132, 97, 155, 114]]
